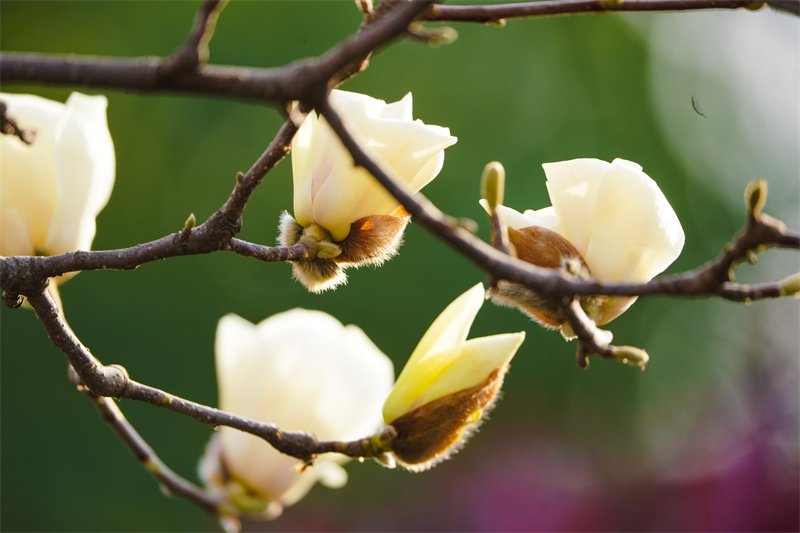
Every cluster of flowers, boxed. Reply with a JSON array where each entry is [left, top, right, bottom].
[[0, 89, 684, 519]]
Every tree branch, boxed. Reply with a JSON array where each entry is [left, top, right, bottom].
[[0, 1, 434, 105], [25, 289, 390, 468], [315, 96, 800, 303], [426, 0, 799, 23], [162, 0, 228, 75], [68, 367, 225, 514]]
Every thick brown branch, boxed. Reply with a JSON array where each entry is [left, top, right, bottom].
[[0, 1, 434, 105], [426, 0, 799, 23]]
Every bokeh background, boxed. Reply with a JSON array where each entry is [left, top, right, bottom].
[[1, 1, 798, 531]]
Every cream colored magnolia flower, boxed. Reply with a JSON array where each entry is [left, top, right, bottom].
[[199, 310, 394, 519], [382, 283, 525, 471], [281, 89, 457, 293], [482, 158, 684, 328], [1, 92, 115, 260]]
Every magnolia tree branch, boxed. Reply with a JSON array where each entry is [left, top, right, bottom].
[[426, 0, 799, 22], [68, 367, 224, 514], [162, 0, 228, 75], [0, 0, 433, 104], [27, 289, 393, 465], [317, 97, 800, 302], [2, 0, 800, 522]]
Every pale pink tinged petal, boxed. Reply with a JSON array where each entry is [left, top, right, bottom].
[[543, 158, 611, 255]]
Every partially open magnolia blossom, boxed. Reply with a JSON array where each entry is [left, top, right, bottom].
[[199, 310, 394, 520], [280, 89, 457, 293], [381, 283, 525, 471], [481, 158, 685, 331], [0, 92, 115, 301]]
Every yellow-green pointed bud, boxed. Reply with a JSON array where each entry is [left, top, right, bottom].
[[613, 345, 649, 369], [382, 283, 525, 471], [745, 178, 767, 218], [779, 272, 800, 297], [481, 161, 505, 213]]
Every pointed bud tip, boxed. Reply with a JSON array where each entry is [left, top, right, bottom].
[[613, 345, 649, 368], [779, 272, 800, 297], [481, 161, 506, 211], [745, 179, 767, 218]]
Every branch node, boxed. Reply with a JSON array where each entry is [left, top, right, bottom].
[[1, 101, 37, 144]]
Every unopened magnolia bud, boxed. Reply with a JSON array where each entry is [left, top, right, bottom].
[[612, 345, 649, 368], [745, 178, 767, 218], [481, 161, 505, 212], [381, 284, 525, 471], [779, 272, 800, 297], [389, 367, 506, 471], [278, 210, 410, 293], [480, 157, 684, 332], [487, 226, 600, 328]]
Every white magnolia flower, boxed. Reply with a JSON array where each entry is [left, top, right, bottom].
[[482, 158, 684, 327], [199, 310, 394, 519], [382, 283, 525, 471], [281, 89, 457, 293], [1, 92, 115, 260]]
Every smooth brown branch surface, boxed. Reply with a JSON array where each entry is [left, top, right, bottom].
[[426, 0, 799, 23]]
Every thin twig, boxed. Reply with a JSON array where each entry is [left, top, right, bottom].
[[162, 0, 228, 75], [25, 289, 387, 465], [68, 368, 224, 514], [426, 0, 799, 23]]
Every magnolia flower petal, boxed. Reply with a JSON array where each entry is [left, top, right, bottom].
[[408, 283, 485, 367], [291, 90, 456, 242], [420, 332, 525, 407], [383, 345, 461, 423], [215, 314, 264, 421], [583, 158, 685, 283], [383, 283, 485, 422], [520, 206, 561, 231], [45, 93, 115, 254], [208, 310, 393, 513], [542, 158, 611, 255], [312, 117, 456, 241], [479, 200, 562, 233], [377, 92, 413, 121], [291, 109, 320, 228], [0, 93, 62, 256]]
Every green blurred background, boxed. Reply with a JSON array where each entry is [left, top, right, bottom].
[[1, 1, 798, 531]]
